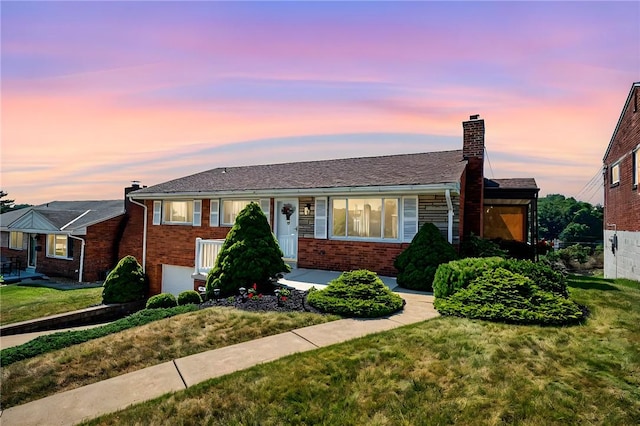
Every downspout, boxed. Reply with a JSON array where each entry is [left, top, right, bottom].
[[68, 235, 85, 283], [445, 189, 454, 244], [128, 197, 148, 272]]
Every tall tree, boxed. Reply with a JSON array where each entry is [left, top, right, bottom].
[[538, 194, 603, 243], [0, 191, 15, 213]]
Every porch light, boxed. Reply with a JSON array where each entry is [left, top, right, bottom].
[[213, 288, 220, 298]]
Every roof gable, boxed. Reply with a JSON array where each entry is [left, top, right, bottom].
[[8, 210, 58, 232], [603, 81, 640, 162]]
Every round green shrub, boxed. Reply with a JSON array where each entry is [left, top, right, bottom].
[[307, 270, 404, 318], [206, 203, 291, 298], [146, 293, 178, 309], [102, 255, 147, 304], [394, 223, 459, 291], [500, 258, 567, 297], [177, 290, 202, 306], [434, 267, 586, 326], [433, 257, 505, 298]]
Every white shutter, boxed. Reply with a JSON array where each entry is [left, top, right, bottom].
[[402, 196, 418, 242], [314, 197, 328, 239], [193, 200, 202, 226], [210, 200, 220, 227], [152, 201, 162, 225], [260, 199, 271, 225]]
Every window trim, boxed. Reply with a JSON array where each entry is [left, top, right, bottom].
[[46, 234, 73, 260], [161, 200, 196, 225], [610, 162, 621, 187], [9, 231, 23, 250], [633, 148, 639, 189], [329, 196, 402, 242]]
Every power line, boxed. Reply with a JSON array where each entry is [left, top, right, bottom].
[[484, 147, 495, 178]]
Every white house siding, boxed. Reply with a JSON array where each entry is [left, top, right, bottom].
[[604, 229, 640, 281]]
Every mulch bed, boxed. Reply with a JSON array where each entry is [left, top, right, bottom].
[[200, 288, 324, 314]]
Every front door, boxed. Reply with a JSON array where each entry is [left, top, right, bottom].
[[275, 199, 298, 260], [28, 234, 37, 268]]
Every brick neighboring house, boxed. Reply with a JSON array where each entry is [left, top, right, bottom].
[[129, 115, 540, 296], [603, 82, 640, 281], [0, 184, 144, 282]]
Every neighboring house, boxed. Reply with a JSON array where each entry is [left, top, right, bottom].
[[603, 82, 640, 281], [0, 184, 144, 282], [129, 115, 539, 296]]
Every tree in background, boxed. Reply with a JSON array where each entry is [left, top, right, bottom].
[[0, 190, 31, 214], [538, 194, 603, 243]]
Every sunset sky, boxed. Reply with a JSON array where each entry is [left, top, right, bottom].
[[1, 1, 638, 206]]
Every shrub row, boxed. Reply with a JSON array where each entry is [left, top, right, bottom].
[[0, 305, 198, 367], [433, 257, 567, 298], [307, 270, 404, 318], [146, 291, 202, 309]]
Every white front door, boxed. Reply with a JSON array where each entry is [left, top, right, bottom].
[[275, 199, 298, 260]]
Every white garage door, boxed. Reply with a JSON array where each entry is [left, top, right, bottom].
[[162, 265, 194, 296]]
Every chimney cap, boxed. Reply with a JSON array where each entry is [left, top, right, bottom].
[[469, 114, 480, 120]]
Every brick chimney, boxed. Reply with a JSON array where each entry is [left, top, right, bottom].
[[461, 115, 485, 239], [124, 181, 143, 213]]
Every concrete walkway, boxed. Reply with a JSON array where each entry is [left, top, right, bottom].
[[1, 273, 437, 426]]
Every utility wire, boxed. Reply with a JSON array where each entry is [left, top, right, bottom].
[[484, 147, 495, 178]]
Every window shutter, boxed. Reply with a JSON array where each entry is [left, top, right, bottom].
[[402, 197, 418, 242], [314, 197, 328, 239], [193, 200, 202, 226], [152, 201, 162, 225], [260, 199, 271, 225], [210, 200, 220, 227]]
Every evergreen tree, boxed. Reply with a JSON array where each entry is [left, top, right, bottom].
[[206, 202, 290, 297], [102, 255, 147, 304], [394, 223, 459, 291]]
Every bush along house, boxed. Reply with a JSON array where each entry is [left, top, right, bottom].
[[129, 115, 540, 297], [603, 81, 640, 281], [0, 183, 145, 282]]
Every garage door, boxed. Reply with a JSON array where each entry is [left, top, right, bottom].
[[162, 265, 194, 296]]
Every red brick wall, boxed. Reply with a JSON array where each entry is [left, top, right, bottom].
[[118, 201, 145, 263], [297, 238, 409, 276], [462, 117, 485, 238], [83, 215, 126, 282], [0, 247, 28, 271], [143, 199, 231, 295], [37, 238, 82, 280], [604, 86, 640, 231]]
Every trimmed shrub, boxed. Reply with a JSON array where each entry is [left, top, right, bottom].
[[146, 293, 178, 309], [307, 270, 404, 318], [433, 257, 504, 298], [177, 290, 202, 306], [434, 268, 586, 326], [102, 255, 147, 304], [0, 305, 198, 367], [206, 203, 291, 297], [394, 223, 459, 291], [500, 259, 568, 297]]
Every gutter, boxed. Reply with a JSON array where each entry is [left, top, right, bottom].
[[68, 235, 86, 283], [128, 197, 148, 273], [128, 182, 462, 200], [445, 189, 454, 244]]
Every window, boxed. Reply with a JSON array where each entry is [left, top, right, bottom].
[[633, 148, 639, 188], [222, 200, 254, 225], [330, 197, 399, 240], [611, 162, 620, 186], [46, 234, 73, 259], [162, 201, 194, 224], [9, 231, 23, 250]]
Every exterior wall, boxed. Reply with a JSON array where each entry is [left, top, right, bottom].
[[0, 231, 28, 270], [117, 200, 145, 264], [604, 230, 640, 281], [604, 85, 639, 279], [37, 237, 81, 280], [146, 192, 462, 294], [83, 215, 126, 282], [144, 199, 230, 295]]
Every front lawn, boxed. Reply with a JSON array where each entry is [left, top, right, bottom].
[[1, 307, 338, 408], [0, 285, 102, 325], [85, 275, 640, 425]]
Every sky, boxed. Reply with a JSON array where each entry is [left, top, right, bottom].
[[1, 1, 639, 206]]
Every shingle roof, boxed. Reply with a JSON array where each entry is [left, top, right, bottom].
[[485, 178, 539, 190], [1, 200, 124, 232], [134, 150, 467, 196]]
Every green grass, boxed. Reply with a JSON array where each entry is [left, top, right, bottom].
[[84, 276, 640, 425], [1, 307, 339, 408], [0, 285, 103, 325]]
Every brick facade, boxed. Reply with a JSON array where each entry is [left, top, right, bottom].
[[603, 83, 640, 281], [462, 117, 485, 238]]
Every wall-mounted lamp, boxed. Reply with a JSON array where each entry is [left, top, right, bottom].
[[304, 203, 311, 215]]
